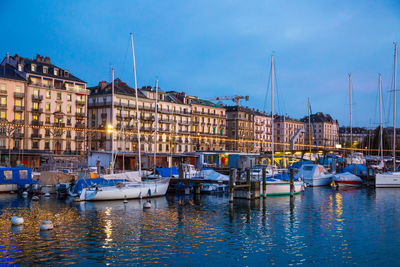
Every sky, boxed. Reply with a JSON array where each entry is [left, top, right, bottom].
[[1, 0, 399, 127]]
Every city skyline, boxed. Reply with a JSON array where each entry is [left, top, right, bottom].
[[1, 0, 399, 126]]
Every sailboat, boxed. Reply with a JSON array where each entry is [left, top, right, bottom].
[[261, 54, 304, 196], [376, 43, 400, 187], [80, 34, 170, 201]]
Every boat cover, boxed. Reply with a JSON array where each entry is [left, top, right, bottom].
[[156, 167, 179, 177], [0, 167, 35, 187], [74, 178, 126, 193], [102, 171, 141, 182], [290, 161, 312, 169], [341, 164, 367, 176]]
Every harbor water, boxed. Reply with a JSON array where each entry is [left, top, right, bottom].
[[0, 187, 400, 266]]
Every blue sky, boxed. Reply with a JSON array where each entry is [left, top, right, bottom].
[[1, 0, 399, 126]]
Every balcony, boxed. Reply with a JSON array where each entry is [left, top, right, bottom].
[[31, 94, 43, 101], [31, 120, 43, 126], [75, 135, 85, 141], [141, 116, 155, 121], [0, 89, 7, 95], [31, 108, 43, 113], [66, 132, 71, 138], [76, 112, 85, 117], [75, 123, 85, 128], [14, 106, 24, 112], [13, 132, 24, 138], [0, 104, 7, 109], [14, 92, 24, 98], [31, 133, 42, 139], [13, 120, 24, 125], [75, 99, 86, 105], [53, 122, 65, 128]]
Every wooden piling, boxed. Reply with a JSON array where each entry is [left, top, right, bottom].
[[246, 168, 251, 198], [290, 168, 294, 197], [229, 168, 235, 203], [262, 167, 267, 199]]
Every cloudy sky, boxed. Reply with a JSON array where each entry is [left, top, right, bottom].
[[1, 0, 399, 126]]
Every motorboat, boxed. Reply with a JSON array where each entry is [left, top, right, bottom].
[[333, 172, 362, 187], [262, 178, 304, 196], [375, 172, 400, 188], [79, 172, 170, 201], [296, 164, 333, 187], [249, 165, 277, 179], [201, 182, 228, 193], [346, 152, 366, 165]]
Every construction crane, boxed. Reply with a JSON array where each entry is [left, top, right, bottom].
[[207, 95, 249, 106]]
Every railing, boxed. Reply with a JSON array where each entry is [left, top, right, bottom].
[[14, 106, 24, 111], [31, 108, 43, 113], [13, 133, 24, 138], [53, 122, 65, 127], [31, 133, 42, 139], [32, 94, 43, 101], [76, 112, 85, 117], [75, 99, 85, 105], [0, 104, 7, 109], [0, 89, 7, 95], [14, 92, 24, 98], [32, 120, 43, 126], [75, 123, 85, 128]]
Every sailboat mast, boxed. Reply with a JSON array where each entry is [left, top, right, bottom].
[[393, 43, 398, 172], [349, 73, 353, 155], [130, 33, 142, 175], [111, 68, 115, 174], [379, 73, 383, 160], [154, 80, 159, 172], [308, 98, 311, 154], [271, 54, 274, 168]]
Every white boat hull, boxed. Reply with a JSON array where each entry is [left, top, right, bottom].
[[376, 172, 400, 188], [260, 180, 304, 196], [333, 172, 362, 187], [304, 175, 333, 187], [80, 178, 170, 201], [0, 184, 18, 193]]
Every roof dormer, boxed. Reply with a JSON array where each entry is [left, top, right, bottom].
[[43, 66, 48, 74], [54, 68, 59, 76], [64, 70, 69, 78], [31, 64, 36, 72]]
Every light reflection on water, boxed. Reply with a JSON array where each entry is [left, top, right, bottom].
[[0, 188, 399, 265]]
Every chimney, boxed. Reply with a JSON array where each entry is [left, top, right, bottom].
[[99, 81, 107, 89], [35, 54, 41, 62], [44, 56, 51, 64]]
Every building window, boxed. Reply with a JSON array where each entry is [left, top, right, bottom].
[[33, 88, 40, 96], [45, 141, 50, 149], [45, 115, 50, 124], [0, 111, 5, 120], [43, 66, 48, 74], [0, 84, 5, 92], [45, 129, 50, 136], [54, 69, 58, 76], [14, 113, 21, 121], [67, 117, 71, 125], [0, 97, 6, 106], [14, 99, 22, 107], [15, 86, 22, 93], [56, 104, 61, 112], [67, 94, 72, 101], [31, 64, 36, 72], [33, 102, 39, 109], [46, 90, 51, 99], [67, 105, 71, 113], [32, 114, 38, 121], [45, 103, 50, 111], [57, 92, 61, 100], [32, 141, 39, 149]]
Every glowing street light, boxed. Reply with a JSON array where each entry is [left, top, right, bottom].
[[107, 124, 113, 134]]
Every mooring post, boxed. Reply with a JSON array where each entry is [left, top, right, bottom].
[[229, 168, 235, 203], [246, 168, 251, 199], [262, 167, 267, 198], [290, 168, 294, 197]]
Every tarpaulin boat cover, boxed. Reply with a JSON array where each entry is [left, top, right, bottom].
[[102, 171, 141, 182], [156, 167, 178, 177], [341, 164, 367, 176], [39, 171, 75, 185], [290, 161, 312, 169], [74, 178, 126, 193], [0, 167, 35, 187]]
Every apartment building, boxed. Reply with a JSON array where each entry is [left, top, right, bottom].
[[226, 106, 254, 153], [88, 81, 195, 170], [274, 115, 305, 151], [254, 110, 272, 153], [300, 112, 339, 148], [0, 54, 88, 167], [172, 93, 226, 151]]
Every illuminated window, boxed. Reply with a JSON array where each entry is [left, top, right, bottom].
[[57, 92, 61, 100], [67, 105, 71, 113], [45, 103, 50, 111], [0, 111, 5, 119], [15, 99, 21, 107], [14, 113, 21, 121], [33, 102, 39, 109], [0, 84, 5, 92], [46, 90, 51, 99], [67, 94, 72, 101], [34, 88, 39, 96], [56, 104, 61, 112], [45, 115, 50, 123], [15, 86, 22, 93], [32, 114, 38, 121], [0, 97, 6, 105]]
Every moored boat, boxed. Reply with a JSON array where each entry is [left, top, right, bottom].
[[333, 172, 362, 187], [296, 164, 333, 187], [262, 178, 304, 196]]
